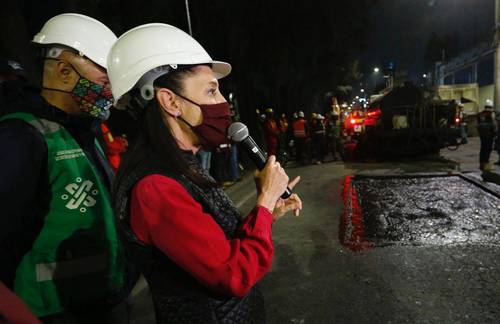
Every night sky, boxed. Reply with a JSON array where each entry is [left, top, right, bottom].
[[1, 0, 496, 111], [361, 0, 494, 82]]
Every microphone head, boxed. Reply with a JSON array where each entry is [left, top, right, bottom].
[[227, 122, 249, 143]]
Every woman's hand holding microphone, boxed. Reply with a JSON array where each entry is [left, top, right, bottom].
[[255, 156, 302, 221]]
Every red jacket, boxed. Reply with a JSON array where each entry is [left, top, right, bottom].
[[0, 282, 40, 324], [130, 175, 275, 297]]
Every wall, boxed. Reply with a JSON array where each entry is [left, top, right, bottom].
[[478, 84, 494, 113]]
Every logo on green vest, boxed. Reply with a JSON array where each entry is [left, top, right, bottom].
[[55, 149, 85, 161], [61, 177, 99, 213]]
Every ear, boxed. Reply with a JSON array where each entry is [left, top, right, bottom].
[[55, 60, 76, 85], [156, 88, 181, 116]]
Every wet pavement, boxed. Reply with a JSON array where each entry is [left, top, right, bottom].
[[130, 137, 500, 324], [346, 175, 500, 248], [255, 160, 499, 324]]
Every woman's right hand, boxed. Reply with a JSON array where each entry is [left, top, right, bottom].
[[255, 155, 289, 213]]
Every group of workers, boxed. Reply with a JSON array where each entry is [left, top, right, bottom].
[[257, 108, 343, 165]]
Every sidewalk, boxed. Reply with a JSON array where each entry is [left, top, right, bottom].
[[440, 136, 500, 172], [440, 136, 500, 192]]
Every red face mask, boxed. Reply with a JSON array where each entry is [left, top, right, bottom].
[[176, 93, 232, 149]]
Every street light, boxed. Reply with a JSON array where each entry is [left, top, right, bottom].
[[373, 67, 380, 73], [423, 74, 427, 79], [360, 89, 365, 93]]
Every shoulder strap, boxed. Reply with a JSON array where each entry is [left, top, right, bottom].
[[0, 112, 62, 135]]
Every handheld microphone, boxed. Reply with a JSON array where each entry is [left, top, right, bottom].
[[228, 122, 292, 199]]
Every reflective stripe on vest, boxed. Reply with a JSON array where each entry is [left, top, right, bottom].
[[0, 112, 123, 317], [36, 254, 107, 282], [293, 120, 307, 138]]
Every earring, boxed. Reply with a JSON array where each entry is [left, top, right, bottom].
[[176, 111, 182, 117]]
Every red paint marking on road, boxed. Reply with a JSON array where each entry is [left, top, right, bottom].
[[339, 175, 374, 252]]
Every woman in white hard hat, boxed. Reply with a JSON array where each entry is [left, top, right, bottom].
[[109, 24, 302, 323]]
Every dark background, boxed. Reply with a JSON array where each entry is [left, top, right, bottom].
[[0, 0, 495, 135], [0, 0, 377, 134]]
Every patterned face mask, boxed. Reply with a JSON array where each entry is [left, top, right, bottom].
[[43, 58, 114, 120], [70, 76, 114, 119]]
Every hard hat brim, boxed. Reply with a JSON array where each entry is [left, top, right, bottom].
[[212, 61, 231, 79]]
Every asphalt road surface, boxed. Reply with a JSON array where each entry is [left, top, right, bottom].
[[130, 137, 500, 324]]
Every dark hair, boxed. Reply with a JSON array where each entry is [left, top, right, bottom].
[[114, 65, 216, 196]]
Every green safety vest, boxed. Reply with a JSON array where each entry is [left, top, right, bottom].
[[328, 120, 341, 139], [0, 112, 123, 317]]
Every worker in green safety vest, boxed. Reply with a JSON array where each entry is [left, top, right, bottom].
[[0, 14, 129, 323]]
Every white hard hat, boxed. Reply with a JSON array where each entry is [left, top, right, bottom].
[[33, 13, 117, 68], [298, 111, 305, 118], [107, 23, 231, 104], [485, 99, 494, 108]]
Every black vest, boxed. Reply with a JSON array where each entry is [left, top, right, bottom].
[[114, 153, 266, 324], [477, 110, 495, 138]]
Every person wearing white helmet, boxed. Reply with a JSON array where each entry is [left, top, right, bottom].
[[0, 13, 129, 322], [312, 114, 326, 164], [476, 99, 498, 171], [109, 23, 302, 323], [292, 110, 309, 164]]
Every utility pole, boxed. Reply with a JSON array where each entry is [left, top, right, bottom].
[[494, 0, 500, 112], [185, 0, 193, 36]]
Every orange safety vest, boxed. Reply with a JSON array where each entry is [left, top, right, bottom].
[[293, 119, 307, 138]]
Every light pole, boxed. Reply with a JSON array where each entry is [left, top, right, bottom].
[[185, 0, 193, 36], [370, 68, 381, 93]]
